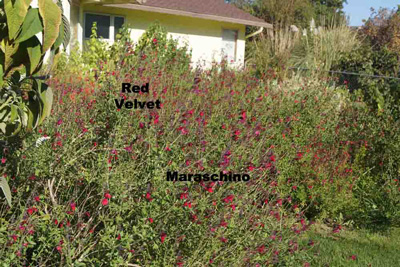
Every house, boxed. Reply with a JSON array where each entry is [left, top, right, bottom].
[[66, 0, 272, 68]]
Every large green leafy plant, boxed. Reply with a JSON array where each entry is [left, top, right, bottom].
[[0, 0, 69, 207]]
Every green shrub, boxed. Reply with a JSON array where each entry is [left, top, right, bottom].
[[136, 22, 192, 71], [0, 17, 398, 266]]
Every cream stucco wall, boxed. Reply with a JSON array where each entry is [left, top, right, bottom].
[[71, 4, 246, 68]]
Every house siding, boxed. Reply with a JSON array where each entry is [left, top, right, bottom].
[[71, 4, 246, 68]]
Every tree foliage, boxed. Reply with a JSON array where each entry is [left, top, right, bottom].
[[0, 0, 69, 207], [361, 6, 400, 54], [229, 0, 347, 27]]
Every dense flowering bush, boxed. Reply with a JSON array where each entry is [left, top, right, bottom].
[[0, 24, 398, 265]]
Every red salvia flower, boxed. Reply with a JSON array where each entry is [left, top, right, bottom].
[[161, 232, 167, 243]]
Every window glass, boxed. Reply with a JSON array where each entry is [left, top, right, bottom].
[[222, 29, 238, 62], [85, 13, 110, 39], [114, 16, 125, 39]]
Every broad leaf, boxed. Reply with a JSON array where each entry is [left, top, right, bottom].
[[24, 36, 42, 75], [4, 38, 19, 74], [62, 14, 71, 49], [4, 0, 33, 40], [38, 0, 61, 53], [39, 84, 52, 124], [0, 65, 3, 87], [52, 13, 64, 50], [15, 8, 43, 43], [0, 176, 12, 207], [10, 104, 17, 123], [26, 90, 41, 132]]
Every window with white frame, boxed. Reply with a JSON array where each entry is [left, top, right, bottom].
[[221, 29, 238, 62], [84, 13, 125, 42]]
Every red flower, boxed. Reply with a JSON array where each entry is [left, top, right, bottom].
[[101, 198, 109, 206], [270, 155, 276, 162], [123, 145, 132, 153], [148, 218, 154, 223], [350, 255, 357, 261], [219, 220, 228, 227], [223, 195, 234, 203], [1, 158, 6, 164], [104, 193, 112, 199], [70, 202, 76, 212], [161, 232, 167, 243], [333, 225, 342, 233], [145, 192, 153, 202], [27, 207, 37, 215], [295, 152, 303, 160], [220, 237, 228, 243]]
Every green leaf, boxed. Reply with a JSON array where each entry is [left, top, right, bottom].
[[15, 8, 43, 44], [24, 36, 42, 75], [26, 90, 41, 132], [0, 122, 6, 134], [9, 104, 17, 123], [4, 38, 20, 74], [52, 13, 64, 50], [62, 14, 71, 49], [38, 0, 62, 53], [4, 0, 33, 40], [38, 82, 52, 124], [0, 65, 3, 87], [0, 177, 12, 207]]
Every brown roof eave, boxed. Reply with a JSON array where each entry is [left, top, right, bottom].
[[103, 3, 273, 29]]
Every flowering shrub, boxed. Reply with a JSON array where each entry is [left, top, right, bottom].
[[0, 24, 398, 265]]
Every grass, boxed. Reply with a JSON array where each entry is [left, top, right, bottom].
[[305, 224, 400, 266]]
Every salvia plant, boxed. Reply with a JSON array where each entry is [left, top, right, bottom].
[[0, 0, 69, 207]]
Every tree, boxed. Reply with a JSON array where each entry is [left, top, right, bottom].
[[229, 0, 347, 27], [310, 0, 347, 24], [0, 0, 69, 207], [361, 7, 400, 53]]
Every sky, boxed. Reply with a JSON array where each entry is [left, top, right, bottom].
[[344, 0, 399, 26]]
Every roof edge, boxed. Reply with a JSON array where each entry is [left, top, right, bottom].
[[103, 3, 273, 28]]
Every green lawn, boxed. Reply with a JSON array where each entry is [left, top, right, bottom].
[[305, 225, 400, 267]]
